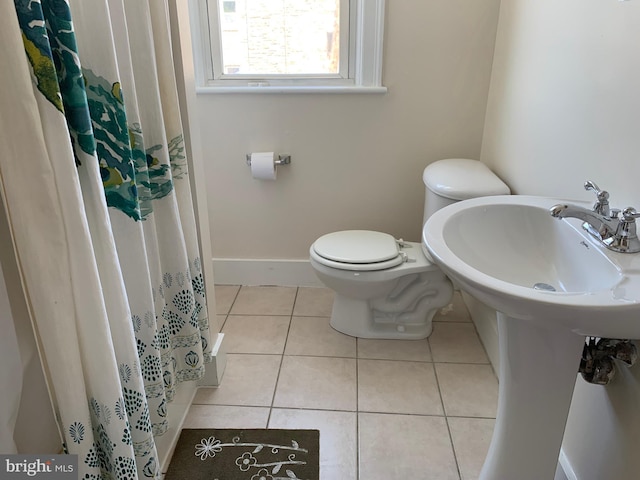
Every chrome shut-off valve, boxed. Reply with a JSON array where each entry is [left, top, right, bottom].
[[580, 338, 638, 385]]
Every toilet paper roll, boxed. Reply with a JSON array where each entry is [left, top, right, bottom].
[[250, 152, 277, 180]]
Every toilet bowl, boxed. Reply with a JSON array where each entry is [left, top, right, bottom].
[[310, 159, 510, 339], [310, 230, 453, 339]]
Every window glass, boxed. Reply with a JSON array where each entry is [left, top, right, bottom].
[[217, 0, 341, 76]]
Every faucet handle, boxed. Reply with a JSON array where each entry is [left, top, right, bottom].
[[584, 181, 609, 200], [622, 207, 640, 222], [584, 180, 610, 216], [614, 208, 640, 253]]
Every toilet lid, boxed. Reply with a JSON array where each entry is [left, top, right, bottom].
[[312, 230, 401, 264], [423, 158, 511, 200]]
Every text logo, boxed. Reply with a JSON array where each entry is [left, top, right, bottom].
[[0, 455, 77, 479]]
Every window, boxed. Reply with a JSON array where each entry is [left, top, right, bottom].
[[193, 0, 386, 92], [222, 1, 236, 13]]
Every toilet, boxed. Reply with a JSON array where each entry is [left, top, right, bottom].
[[309, 158, 510, 339]]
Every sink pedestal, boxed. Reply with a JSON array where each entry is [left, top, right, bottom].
[[479, 313, 585, 480]]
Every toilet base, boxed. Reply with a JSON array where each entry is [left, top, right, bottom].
[[329, 272, 453, 339], [329, 295, 432, 338]]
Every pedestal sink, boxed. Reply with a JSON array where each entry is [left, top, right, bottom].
[[422, 195, 640, 480]]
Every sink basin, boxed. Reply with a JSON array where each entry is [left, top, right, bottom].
[[424, 195, 640, 339], [422, 195, 640, 480]]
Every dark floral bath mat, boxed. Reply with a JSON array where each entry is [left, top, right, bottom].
[[164, 428, 320, 480]]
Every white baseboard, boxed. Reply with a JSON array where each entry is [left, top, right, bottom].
[[212, 258, 324, 287], [199, 333, 226, 386], [157, 332, 227, 473], [157, 380, 197, 473]]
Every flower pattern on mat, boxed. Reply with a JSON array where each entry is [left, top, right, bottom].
[[251, 468, 274, 480], [195, 437, 223, 460], [195, 435, 308, 479], [236, 452, 258, 471]]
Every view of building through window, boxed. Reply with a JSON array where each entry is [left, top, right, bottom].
[[217, 0, 341, 75]]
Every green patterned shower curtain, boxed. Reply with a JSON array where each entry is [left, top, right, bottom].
[[0, 0, 211, 478]]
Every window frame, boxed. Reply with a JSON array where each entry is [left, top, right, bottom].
[[190, 0, 386, 93]]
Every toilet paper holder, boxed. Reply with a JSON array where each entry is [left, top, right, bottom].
[[245, 154, 292, 166]]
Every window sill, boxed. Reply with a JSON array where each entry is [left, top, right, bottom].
[[195, 85, 388, 95]]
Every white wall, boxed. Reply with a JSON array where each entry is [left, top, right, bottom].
[[482, 0, 640, 205], [197, 0, 502, 260], [482, 0, 640, 478]]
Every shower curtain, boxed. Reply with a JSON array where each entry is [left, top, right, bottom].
[[0, 0, 211, 478], [0, 263, 22, 455]]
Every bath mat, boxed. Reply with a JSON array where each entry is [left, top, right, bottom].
[[165, 428, 320, 480]]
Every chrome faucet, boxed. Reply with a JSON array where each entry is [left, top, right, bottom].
[[550, 181, 640, 253]]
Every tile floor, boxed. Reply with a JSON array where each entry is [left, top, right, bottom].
[[184, 285, 499, 480]]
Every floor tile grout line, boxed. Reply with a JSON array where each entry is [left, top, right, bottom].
[[218, 313, 229, 331], [220, 351, 493, 370], [189, 400, 493, 420], [431, 358, 463, 480], [226, 313, 302, 317], [433, 321, 473, 324], [188, 398, 496, 421], [266, 350, 285, 427], [228, 285, 242, 312], [217, 285, 242, 329], [355, 351, 360, 480], [266, 287, 298, 427], [222, 350, 492, 367]]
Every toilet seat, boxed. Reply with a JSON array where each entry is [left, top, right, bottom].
[[311, 230, 405, 271]]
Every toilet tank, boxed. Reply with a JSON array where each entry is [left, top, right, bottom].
[[422, 158, 511, 225]]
